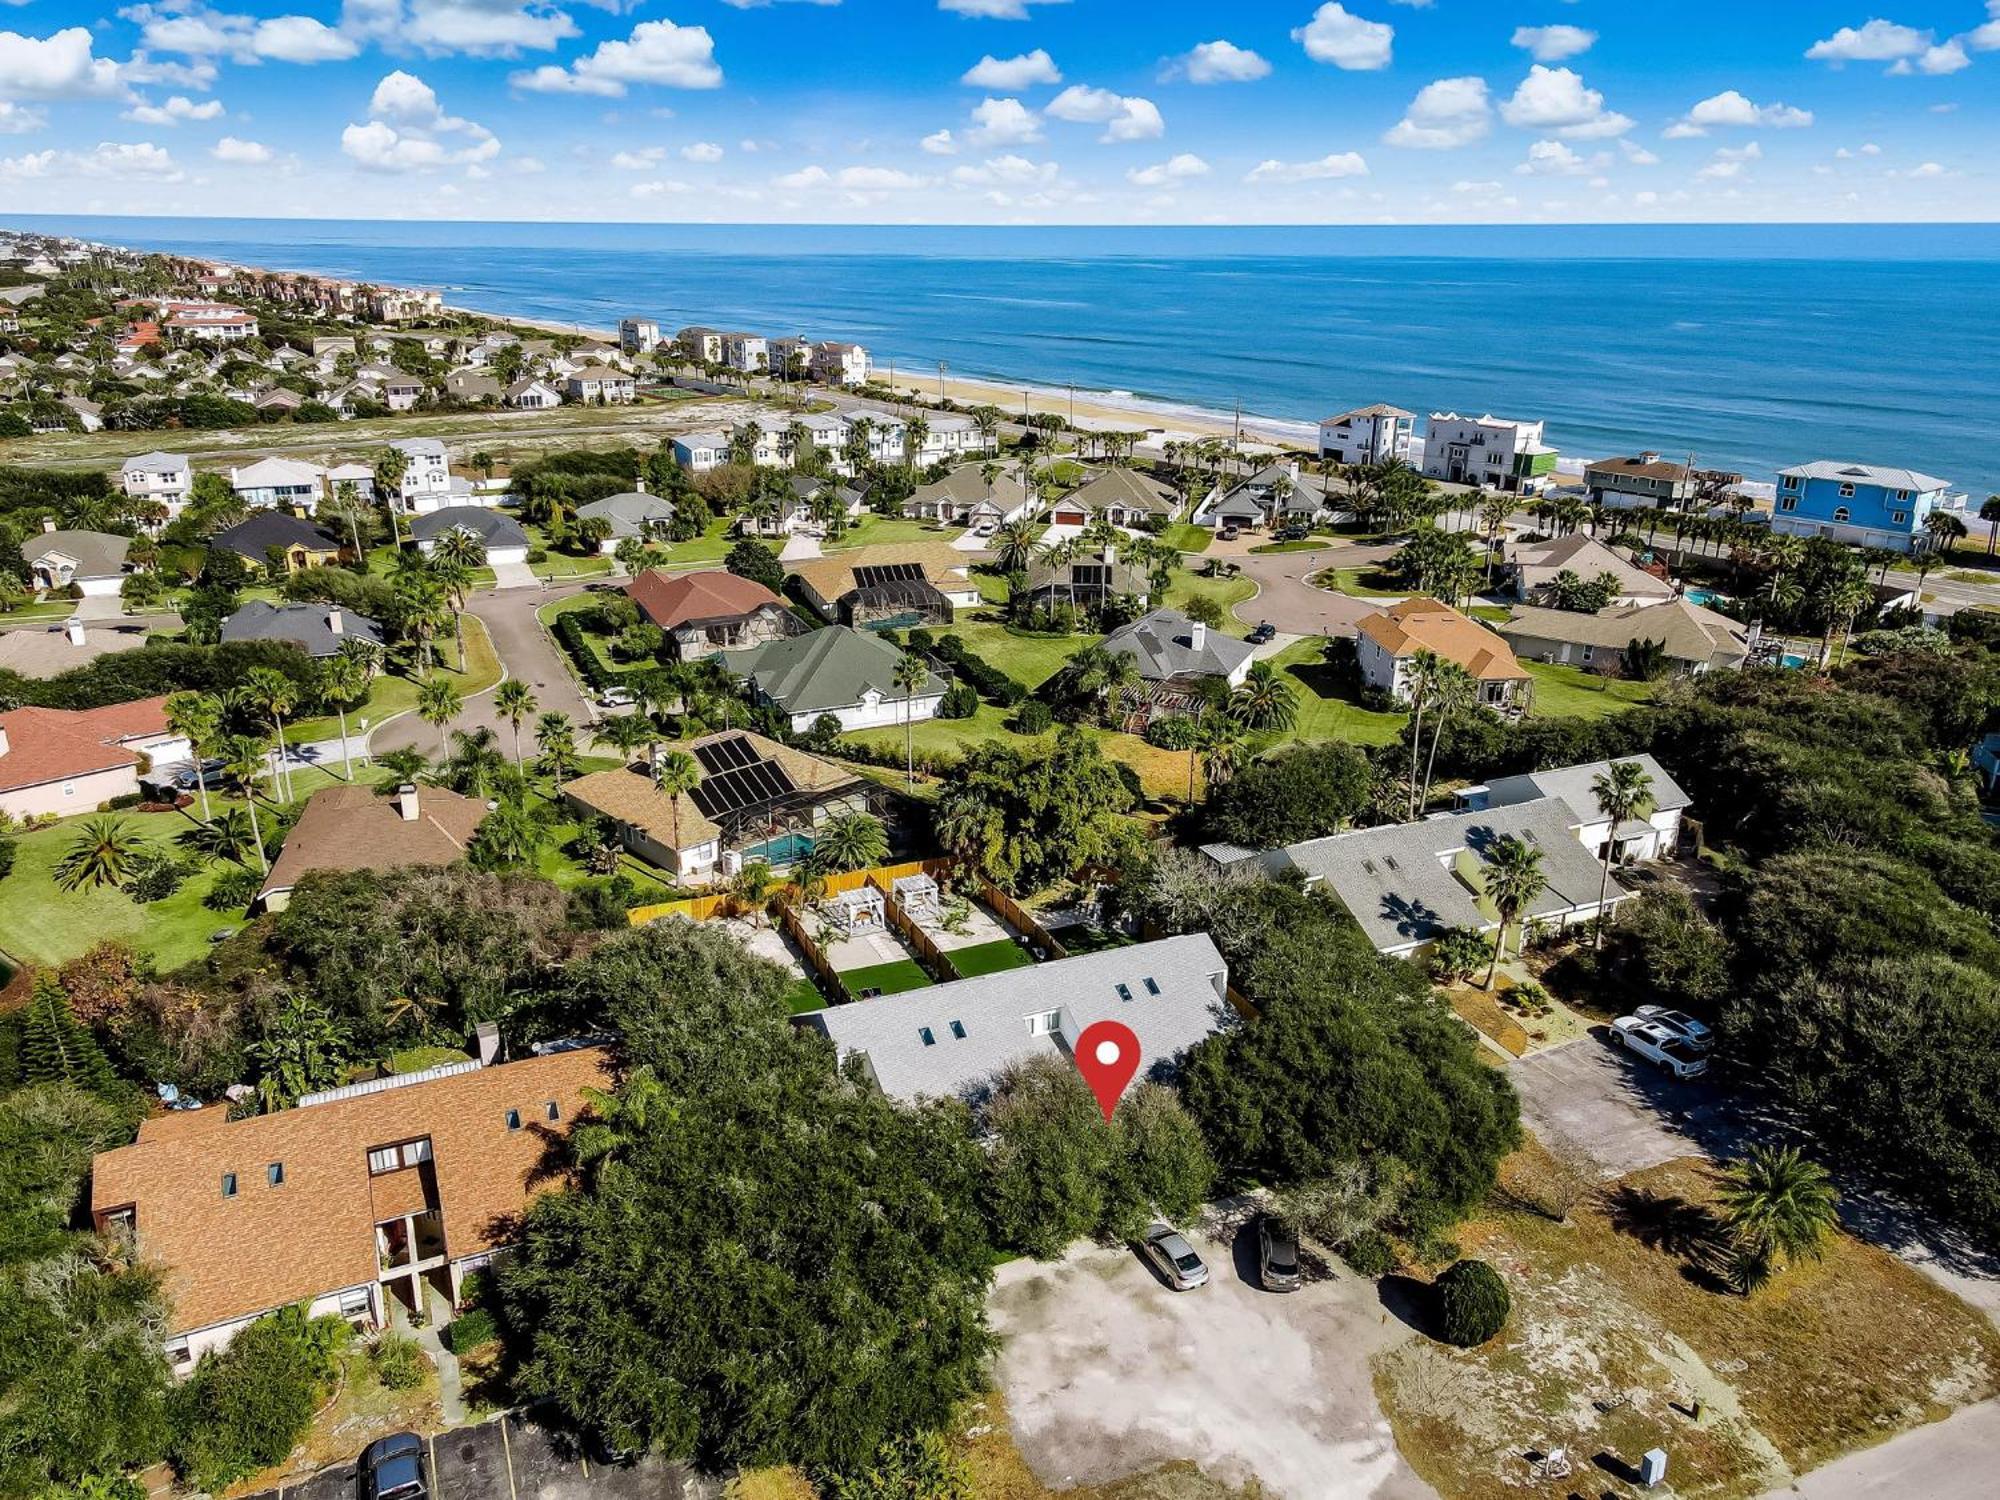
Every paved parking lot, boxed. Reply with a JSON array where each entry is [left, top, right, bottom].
[[1509, 1029, 1743, 1178], [247, 1415, 720, 1500], [989, 1217, 1431, 1500]]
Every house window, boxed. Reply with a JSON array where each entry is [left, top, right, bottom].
[[545, 1100, 561, 1122], [267, 1162, 285, 1188], [337, 1288, 373, 1319], [948, 1020, 967, 1040], [1838, 483, 1855, 498], [504, 1108, 522, 1131], [165, 1338, 192, 1367], [1896, 489, 1910, 501], [220, 1173, 237, 1198], [1026, 1009, 1061, 1037], [405, 1138, 431, 1164], [368, 1146, 398, 1174], [1781, 475, 1800, 491], [918, 1027, 936, 1047], [1833, 507, 1851, 524], [1779, 496, 1797, 512], [1892, 510, 1907, 525], [1115, 983, 1134, 1003]]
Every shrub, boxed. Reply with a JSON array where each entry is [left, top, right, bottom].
[[1435, 1259, 1510, 1347], [121, 847, 193, 903], [819, 1430, 970, 1500], [1012, 700, 1052, 735], [445, 1308, 498, 1355], [204, 865, 263, 912], [1143, 715, 1200, 750], [1427, 927, 1492, 985], [167, 1305, 350, 1492], [370, 1332, 428, 1390], [1341, 1229, 1397, 1278], [937, 680, 979, 720], [525, 548, 549, 565], [926, 633, 1026, 706]]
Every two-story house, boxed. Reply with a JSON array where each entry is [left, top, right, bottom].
[[810, 341, 869, 387], [1318, 404, 1415, 466], [119, 451, 192, 520], [1421, 412, 1559, 495], [1771, 460, 1961, 554]]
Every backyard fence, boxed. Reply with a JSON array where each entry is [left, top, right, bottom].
[[877, 876, 962, 985], [978, 879, 1069, 962], [776, 896, 852, 1006], [627, 857, 954, 927]]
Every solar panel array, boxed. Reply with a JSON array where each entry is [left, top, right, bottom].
[[689, 735, 797, 818], [852, 562, 929, 589]]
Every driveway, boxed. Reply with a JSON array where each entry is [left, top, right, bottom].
[[989, 1221, 1431, 1500], [1228, 542, 1399, 639], [1509, 1031, 1745, 1181], [245, 1413, 720, 1500]]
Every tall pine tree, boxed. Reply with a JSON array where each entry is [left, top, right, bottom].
[[20, 974, 117, 1095]]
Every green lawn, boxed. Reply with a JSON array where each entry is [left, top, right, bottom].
[[944, 613, 1095, 690], [1523, 660, 1661, 720], [1322, 565, 1403, 598], [833, 516, 949, 551], [1164, 570, 1259, 634], [1252, 637, 1408, 749], [651, 514, 737, 568], [840, 700, 1193, 801], [284, 614, 503, 744], [784, 977, 829, 1014], [1468, 604, 1513, 624], [1160, 523, 1212, 554], [1249, 540, 1324, 555], [838, 958, 932, 995], [948, 937, 1035, 977]]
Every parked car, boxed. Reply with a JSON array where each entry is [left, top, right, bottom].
[[1246, 621, 1277, 645], [598, 686, 636, 708], [1275, 523, 1310, 541], [1219, 524, 1241, 541], [1141, 1224, 1210, 1290], [972, 519, 998, 537], [1635, 1006, 1714, 1052], [360, 1433, 429, 1500], [1256, 1214, 1301, 1293], [1608, 1016, 1710, 1079]]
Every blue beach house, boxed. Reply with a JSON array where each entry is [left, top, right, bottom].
[[1771, 461, 1961, 554]]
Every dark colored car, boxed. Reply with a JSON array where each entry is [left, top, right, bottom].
[[360, 1433, 429, 1500], [1276, 524, 1310, 541], [1257, 1215, 1301, 1293], [1246, 622, 1277, 645]]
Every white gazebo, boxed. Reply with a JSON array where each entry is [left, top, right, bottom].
[[892, 872, 941, 924], [828, 885, 886, 934]]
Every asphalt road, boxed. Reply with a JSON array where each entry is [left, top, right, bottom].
[[1224, 541, 1401, 639], [1762, 1400, 2000, 1500]]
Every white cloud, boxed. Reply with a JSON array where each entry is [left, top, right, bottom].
[[961, 49, 1059, 88], [509, 18, 720, 94], [681, 140, 722, 162], [1045, 84, 1164, 141], [1906, 160, 1949, 177], [628, 178, 689, 197], [836, 165, 926, 190], [1674, 89, 1814, 135], [370, 69, 441, 123], [251, 15, 357, 62], [1619, 139, 1660, 166], [77, 140, 180, 176], [1171, 39, 1270, 84], [921, 128, 958, 154], [1382, 76, 1489, 149], [0, 148, 57, 177], [1891, 40, 1969, 74], [398, 0, 580, 58], [0, 25, 127, 99], [950, 153, 1057, 186], [1805, 19, 1930, 65], [1973, 2, 2000, 51], [774, 164, 829, 187], [0, 101, 46, 134], [211, 134, 271, 162], [1126, 151, 1208, 186], [123, 4, 361, 64], [1697, 141, 1761, 179], [342, 74, 497, 173], [1292, 3, 1393, 70], [125, 93, 224, 124], [937, 0, 1064, 16], [966, 95, 1040, 146], [1499, 66, 1631, 139], [1516, 138, 1603, 176], [609, 146, 665, 168], [1510, 25, 1594, 63], [1450, 179, 1500, 193], [1245, 150, 1368, 182], [1834, 142, 1883, 158]]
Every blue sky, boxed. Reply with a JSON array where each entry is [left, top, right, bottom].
[[1, 1, 1995, 222]]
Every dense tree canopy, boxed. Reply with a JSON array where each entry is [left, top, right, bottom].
[[932, 729, 1140, 892], [1202, 741, 1373, 849]]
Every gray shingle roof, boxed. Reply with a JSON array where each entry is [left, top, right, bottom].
[[1102, 608, 1255, 682], [212, 512, 344, 562], [798, 933, 1232, 1104], [577, 491, 677, 537], [1282, 797, 1628, 953], [219, 600, 386, 657], [22, 529, 130, 579], [410, 506, 528, 549], [724, 625, 944, 717], [1780, 460, 1951, 493], [1478, 754, 1691, 827]]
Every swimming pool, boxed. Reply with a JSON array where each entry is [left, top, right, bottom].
[[1684, 588, 1725, 607], [743, 831, 815, 867]]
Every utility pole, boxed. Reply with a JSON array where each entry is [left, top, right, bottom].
[[937, 360, 948, 403], [1068, 381, 1075, 429]]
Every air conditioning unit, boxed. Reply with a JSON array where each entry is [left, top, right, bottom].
[[721, 849, 743, 877]]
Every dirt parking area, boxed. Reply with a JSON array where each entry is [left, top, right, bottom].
[[989, 1220, 1432, 1500]]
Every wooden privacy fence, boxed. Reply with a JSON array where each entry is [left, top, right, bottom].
[[878, 876, 962, 985], [627, 857, 954, 927], [978, 879, 1069, 961], [776, 896, 852, 1006]]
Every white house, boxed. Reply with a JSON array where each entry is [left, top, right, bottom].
[[1422, 412, 1559, 495], [811, 341, 869, 387], [725, 626, 948, 733], [677, 326, 724, 364], [721, 333, 768, 375], [1318, 404, 1416, 466], [505, 377, 562, 410], [119, 451, 192, 519], [23, 525, 132, 598], [618, 317, 660, 354], [387, 438, 483, 515], [671, 430, 730, 473], [562, 367, 636, 404], [229, 457, 324, 512], [916, 415, 994, 464], [1458, 754, 1691, 866]]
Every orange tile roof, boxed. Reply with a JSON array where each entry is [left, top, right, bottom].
[[0, 696, 171, 794], [626, 568, 782, 631], [90, 1048, 616, 1335], [1356, 597, 1530, 682]]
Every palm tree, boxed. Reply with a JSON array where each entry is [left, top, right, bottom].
[[650, 748, 702, 857], [535, 712, 581, 785], [416, 678, 463, 757], [493, 680, 537, 767], [240, 667, 301, 801], [810, 812, 888, 874], [1417, 660, 1475, 818], [731, 859, 777, 926], [1481, 835, 1548, 990], [1229, 660, 1299, 731], [1827, 574, 1873, 668], [893, 651, 931, 788], [592, 712, 656, 766], [1476, 489, 1511, 584], [394, 574, 452, 675], [1199, 723, 1243, 800], [1719, 1146, 1840, 1293], [992, 519, 1037, 574], [1402, 649, 1442, 820], [51, 816, 144, 892], [1981, 495, 2000, 559], [163, 690, 222, 823], [327, 478, 369, 559], [373, 445, 412, 548], [315, 653, 368, 782], [221, 733, 272, 874], [1588, 759, 1655, 949]]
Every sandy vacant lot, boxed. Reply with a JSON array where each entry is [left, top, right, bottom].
[[989, 1221, 1433, 1500]]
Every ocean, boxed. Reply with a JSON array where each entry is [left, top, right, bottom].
[[10, 216, 2000, 494]]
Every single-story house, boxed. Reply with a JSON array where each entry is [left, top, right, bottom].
[[228, 457, 324, 511], [1102, 608, 1255, 688], [1498, 598, 1750, 677], [220, 601, 386, 659], [1501, 534, 1674, 607], [1275, 797, 1632, 957], [210, 513, 352, 576], [797, 933, 1233, 1106], [444, 369, 503, 403], [1460, 753, 1692, 866], [1198, 462, 1324, 531], [1355, 597, 1533, 709], [1050, 467, 1181, 529], [789, 545, 978, 630], [257, 782, 489, 911], [725, 624, 946, 733], [0, 619, 147, 678], [0, 697, 188, 822], [626, 568, 797, 659], [904, 466, 1036, 528], [89, 1045, 614, 1368], [737, 474, 865, 539], [22, 526, 133, 597], [576, 490, 677, 552], [561, 731, 868, 882], [670, 430, 729, 473], [410, 507, 530, 566], [1022, 547, 1150, 615]]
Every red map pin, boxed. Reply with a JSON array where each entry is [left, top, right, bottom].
[[1073, 1020, 1142, 1122]]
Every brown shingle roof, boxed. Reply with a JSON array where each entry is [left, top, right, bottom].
[[91, 1048, 615, 1335], [0, 696, 171, 794], [1356, 597, 1530, 683], [626, 568, 782, 631], [258, 782, 488, 901], [788, 544, 966, 604]]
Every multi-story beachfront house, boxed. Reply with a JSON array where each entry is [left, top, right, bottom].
[[1771, 461, 1962, 554], [618, 317, 660, 354], [388, 438, 485, 515], [1421, 412, 1559, 495], [562, 366, 637, 404], [811, 341, 869, 386], [120, 451, 192, 520], [769, 337, 812, 380], [915, 415, 995, 464], [1318, 404, 1415, 466], [677, 326, 724, 364], [722, 333, 769, 375], [1584, 452, 1696, 511]]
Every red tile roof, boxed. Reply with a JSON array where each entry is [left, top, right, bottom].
[[0, 696, 172, 794], [626, 568, 782, 630], [1357, 598, 1530, 683]]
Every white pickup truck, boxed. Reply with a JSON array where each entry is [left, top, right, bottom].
[[1609, 1015, 1711, 1079]]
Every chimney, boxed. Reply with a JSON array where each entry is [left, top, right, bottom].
[[1640, 450, 1660, 464], [0, 723, 8, 758], [42, 517, 56, 533], [327, 606, 344, 636], [472, 1020, 501, 1067], [1103, 543, 1117, 566], [64, 616, 86, 647], [1190, 620, 1208, 652], [635, 476, 647, 494], [395, 783, 419, 821]]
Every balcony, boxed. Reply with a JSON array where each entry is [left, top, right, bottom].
[[377, 1211, 446, 1274]]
